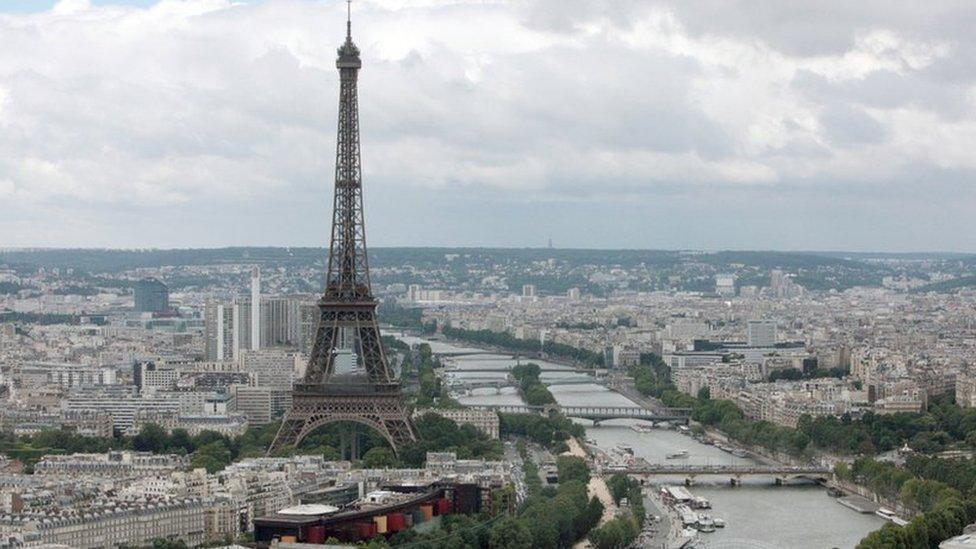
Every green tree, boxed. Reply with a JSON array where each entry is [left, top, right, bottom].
[[132, 424, 169, 453], [488, 517, 533, 549], [190, 441, 232, 473], [556, 455, 590, 485], [588, 516, 638, 549], [362, 447, 397, 469]]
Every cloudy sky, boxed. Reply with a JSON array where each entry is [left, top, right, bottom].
[[1, 0, 975, 251]]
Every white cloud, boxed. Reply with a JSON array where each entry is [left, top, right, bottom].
[[0, 0, 975, 249]]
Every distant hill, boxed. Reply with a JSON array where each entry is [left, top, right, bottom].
[[0, 247, 881, 274], [912, 276, 976, 294]]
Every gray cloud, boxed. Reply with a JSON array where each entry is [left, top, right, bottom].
[[1, 0, 975, 251]]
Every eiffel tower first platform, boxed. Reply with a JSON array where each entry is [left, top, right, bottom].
[[268, 7, 416, 454]]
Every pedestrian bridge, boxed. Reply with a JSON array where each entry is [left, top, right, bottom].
[[604, 464, 831, 479], [468, 404, 692, 424]]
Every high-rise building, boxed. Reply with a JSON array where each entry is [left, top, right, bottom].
[[522, 284, 536, 298], [566, 287, 581, 300], [205, 297, 305, 361], [262, 297, 302, 348], [134, 278, 169, 313], [204, 300, 234, 361], [770, 269, 786, 297], [250, 267, 261, 351], [747, 319, 777, 347]]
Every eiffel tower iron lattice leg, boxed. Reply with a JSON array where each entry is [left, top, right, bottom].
[[268, 391, 415, 454], [268, 9, 415, 455]]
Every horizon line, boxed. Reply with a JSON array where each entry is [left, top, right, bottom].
[[1, 246, 973, 256]]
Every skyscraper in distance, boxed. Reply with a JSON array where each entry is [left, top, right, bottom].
[[134, 278, 169, 313], [250, 267, 260, 351]]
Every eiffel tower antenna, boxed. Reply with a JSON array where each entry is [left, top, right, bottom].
[[269, 5, 416, 455]]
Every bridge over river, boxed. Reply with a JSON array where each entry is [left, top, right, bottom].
[[467, 404, 692, 424], [603, 464, 832, 483], [442, 366, 610, 375], [449, 377, 607, 392]]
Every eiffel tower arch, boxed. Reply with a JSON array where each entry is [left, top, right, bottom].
[[268, 6, 415, 455]]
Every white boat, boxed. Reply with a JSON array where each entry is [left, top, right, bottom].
[[667, 450, 690, 459], [697, 515, 716, 533], [876, 508, 909, 526], [713, 517, 726, 528], [630, 423, 654, 433], [691, 496, 711, 509], [616, 443, 634, 455]]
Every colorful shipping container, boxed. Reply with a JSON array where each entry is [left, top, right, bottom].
[[373, 515, 388, 534], [306, 525, 326, 544], [436, 498, 452, 516], [387, 512, 406, 532], [356, 522, 374, 539]]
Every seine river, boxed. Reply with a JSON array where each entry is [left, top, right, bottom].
[[396, 335, 885, 548]]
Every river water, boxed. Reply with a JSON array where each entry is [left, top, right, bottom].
[[397, 335, 885, 548]]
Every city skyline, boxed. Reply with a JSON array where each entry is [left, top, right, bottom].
[[2, 1, 976, 251], [5, 3, 976, 548]]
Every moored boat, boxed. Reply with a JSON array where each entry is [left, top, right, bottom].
[[697, 514, 715, 532], [691, 496, 711, 509], [616, 443, 634, 455]]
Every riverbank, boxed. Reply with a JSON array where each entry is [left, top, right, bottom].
[[645, 486, 684, 548], [566, 437, 616, 526], [585, 423, 886, 548], [397, 333, 885, 547], [564, 437, 618, 549]]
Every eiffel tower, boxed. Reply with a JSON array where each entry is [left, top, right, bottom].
[[268, 4, 415, 454]]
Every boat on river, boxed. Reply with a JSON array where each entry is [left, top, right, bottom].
[[667, 450, 690, 459], [691, 496, 711, 509], [713, 517, 726, 528], [876, 507, 910, 526], [697, 514, 716, 533]]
